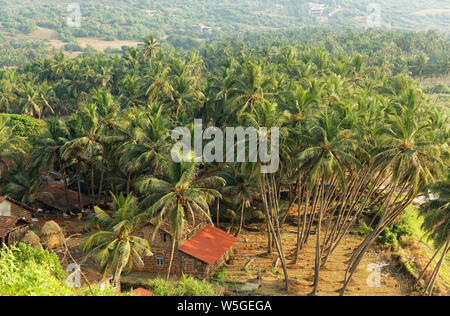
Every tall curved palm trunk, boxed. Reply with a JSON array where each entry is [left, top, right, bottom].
[[166, 235, 177, 281]]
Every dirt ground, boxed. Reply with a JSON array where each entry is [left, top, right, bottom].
[[35, 215, 412, 296], [223, 224, 411, 296]]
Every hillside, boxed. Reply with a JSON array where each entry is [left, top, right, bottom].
[[0, 0, 449, 67]]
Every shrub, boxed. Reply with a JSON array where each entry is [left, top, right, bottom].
[[146, 275, 217, 296], [358, 222, 373, 237], [0, 243, 119, 296], [0, 114, 46, 137]]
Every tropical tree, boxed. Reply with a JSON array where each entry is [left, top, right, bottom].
[[136, 159, 224, 281], [82, 193, 152, 289], [416, 175, 450, 296]]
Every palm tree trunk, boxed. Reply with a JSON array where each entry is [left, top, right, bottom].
[[60, 161, 70, 207], [259, 174, 272, 254], [98, 159, 105, 202], [166, 236, 176, 281], [414, 242, 445, 289], [90, 155, 95, 197], [126, 173, 131, 195], [340, 180, 401, 295], [424, 240, 449, 296], [77, 161, 84, 212], [235, 200, 245, 237], [216, 199, 220, 227], [311, 177, 325, 296]]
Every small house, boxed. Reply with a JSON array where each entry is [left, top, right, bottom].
[[0, 196, 34, 222], [193, 24, 213, 33], [0, 216, 31, 246], [135, 217, 236, 278], [34, 182, 95, 215]]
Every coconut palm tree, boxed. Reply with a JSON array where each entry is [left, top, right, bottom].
[[417, 175, 450, 295], [341, 107, 442, 295], [140, 35, 160, 65], [136, 159, 224, 281], [82, 193, 152, 290], [0, 117, 25, 176], [119, 105, 169, 179], [20, 83, 54, 119], [219, 166, 259, 237], [295, 109, 358, 295]]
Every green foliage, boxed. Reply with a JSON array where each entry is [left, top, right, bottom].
[[0, 114, 46, 137], [371, 216, 416, 247], [0, 243, 124, 296], [359, 222, 373, 237], [145, 275, 217, 296], [0, 243, 73, 296]]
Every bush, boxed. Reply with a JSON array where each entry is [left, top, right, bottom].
[[0, 114, 46, 137], [358, 222, 373, 237], [146, 275, 217, 296], [0, 243, 119, 296]]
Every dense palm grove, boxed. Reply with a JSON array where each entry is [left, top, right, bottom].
[[0, 29, 448, 295]]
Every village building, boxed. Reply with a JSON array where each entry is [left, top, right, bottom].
[[0, 196, 34, 222], [0, 216, 31, 246], [34, 182, 95, 215], [193, 24, 213, 33], [135, 216, 237, 278], [0, 197, 34, 246]]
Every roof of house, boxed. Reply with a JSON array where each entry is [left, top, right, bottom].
[[0, 216, 18, 238], [133, 288, 154, 296], [35, 182, 95, 213], [178, 224, 237, 265], [148, 212, 209, 239], [0, 196, 34, 222]]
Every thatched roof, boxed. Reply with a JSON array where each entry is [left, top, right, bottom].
[[21, 231, 41, 249], [36, 182, 95, 213], [41, 220, 63, 236], [40, 220, 65, 250]]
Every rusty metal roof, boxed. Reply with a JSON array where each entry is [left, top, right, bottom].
[[178, 225, 237, 265]]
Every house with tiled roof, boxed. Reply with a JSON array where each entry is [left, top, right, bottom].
[[34, 182, 95, 214], [134, 216, 236, 278], [0, 196, 34, 222], [0, 216, 31, 246]]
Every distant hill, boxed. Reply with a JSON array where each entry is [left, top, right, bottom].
[[0, 0, 448, 67]]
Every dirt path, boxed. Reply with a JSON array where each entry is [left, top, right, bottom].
[[223, 225, 410, 296]]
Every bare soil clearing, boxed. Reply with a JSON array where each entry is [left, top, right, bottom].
[[224, 224, 410, 296], [36, 216, 412, 295], [76, 38, 140, 51]]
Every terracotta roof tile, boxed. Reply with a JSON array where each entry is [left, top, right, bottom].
[[178, 225, 237, 265], [133, 288, 154, 296]]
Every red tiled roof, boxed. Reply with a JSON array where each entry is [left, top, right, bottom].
[[178, 225, 237, 265], [0, 216, 18, 238], [133, 288, 154, 296]]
